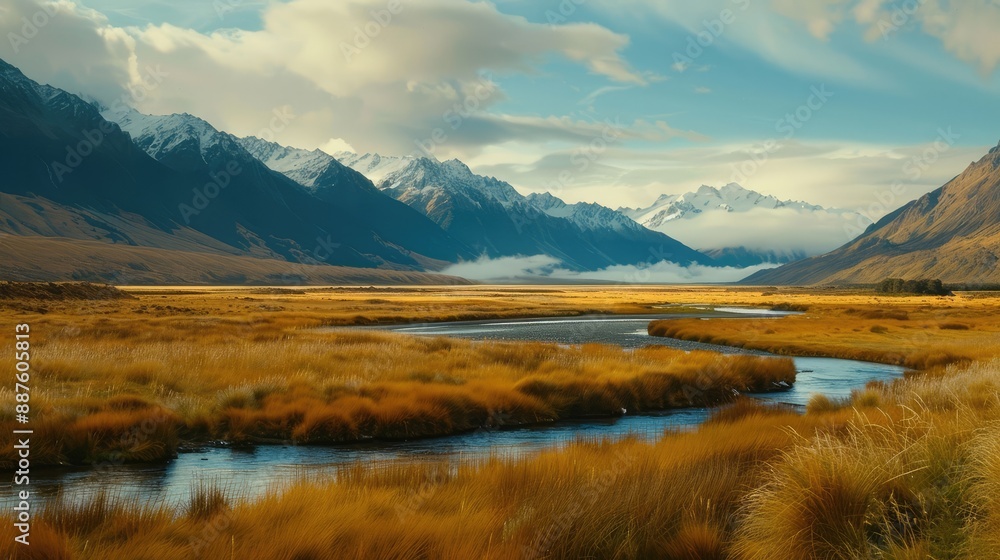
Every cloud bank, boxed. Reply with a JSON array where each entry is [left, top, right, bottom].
[[1, 0, 662, 158], [442, 255, 777, 284]]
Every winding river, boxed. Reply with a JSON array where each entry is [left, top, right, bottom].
[[3, 308, 905, 508]]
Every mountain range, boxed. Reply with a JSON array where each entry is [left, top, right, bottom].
[[0, 57, 712, 283], [618, 184, 871, 267], [3, 55, 995, 286], [0, 58, 471, 283], [244, 139, 711, 270]]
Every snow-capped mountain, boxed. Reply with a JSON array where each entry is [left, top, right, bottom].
[[526, 192, 638, 233], [336, 152, 712, 270], [379, 157, 524, 207], [617, 183, 872, 267], [619, 183, 832, 227], [99, 106, 472, 267], [334, 152, 415, 185], [101, 106, 251, 172], [239, 136, 338, 189], [238, 136, 382, 198]]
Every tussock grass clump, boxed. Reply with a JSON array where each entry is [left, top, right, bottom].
[[705, 397, 797, 425], [186, 482, 232, 520], [904, 349, 972, 370], [805, 393, 842, 415], [734, 360, 1000, 559], [966, 424, 1000, 556], [770, 302, 809, 312], [860, 309, 910, 321]]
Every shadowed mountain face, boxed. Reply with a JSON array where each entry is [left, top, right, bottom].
[[744, 144, 1000, 285], [0, 58, 472, 273], [1, 55, 713, 280], [335, 154, 714, 271], [236, 136, 474, 266]]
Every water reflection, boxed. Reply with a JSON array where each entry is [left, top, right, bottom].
[[2, 311, 904, 509]]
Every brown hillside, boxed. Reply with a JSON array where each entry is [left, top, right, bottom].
[[746, 144, 1000, 285], [0, 236, 471, 285]]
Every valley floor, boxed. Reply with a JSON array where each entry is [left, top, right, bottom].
[[2, 284, 999, 559]]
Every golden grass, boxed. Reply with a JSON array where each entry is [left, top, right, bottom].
[[3, 285, 1000, 558], [0, 406, 829, 559], [4, 358, 997, 559], [649, 296, 1000, 368], [0, 321, 794, 468]]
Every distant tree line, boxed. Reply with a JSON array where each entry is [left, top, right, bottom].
[[875, 278, 950, 295], [945, 283, 1000, 292]]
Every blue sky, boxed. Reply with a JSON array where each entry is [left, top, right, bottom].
[[3, 0, 999, 212]]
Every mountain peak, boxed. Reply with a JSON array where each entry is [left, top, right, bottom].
[[0, 57, 19, 74], [102, 106, 242, 170], [239, 135, 344, 189], [525, 191, 566, 211]]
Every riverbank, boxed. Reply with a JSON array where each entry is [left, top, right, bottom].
[[5, 284, 995, 469], [2, 285, 998, 558], [0, 326, 794, 470], [5, 359, 997, 559], [648, 295, 1000, 369]]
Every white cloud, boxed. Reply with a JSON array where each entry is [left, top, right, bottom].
[[594, 0, 887, 87], [441, 254, 777, 283], [474, 139, 990, 213], [918, 0, 1000, 76], [769, 0, 850, 40], [318, 137, 356, 154], [596, 0, 1000, 86], [653, 207, 868, 254], [441, 254, 563, 280], [2, 0, 659, 157], [0, 0, 137, 102], [550, 261, 780, 283]]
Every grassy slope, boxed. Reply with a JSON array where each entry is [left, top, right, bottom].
[[0, 237, 471, 285]]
